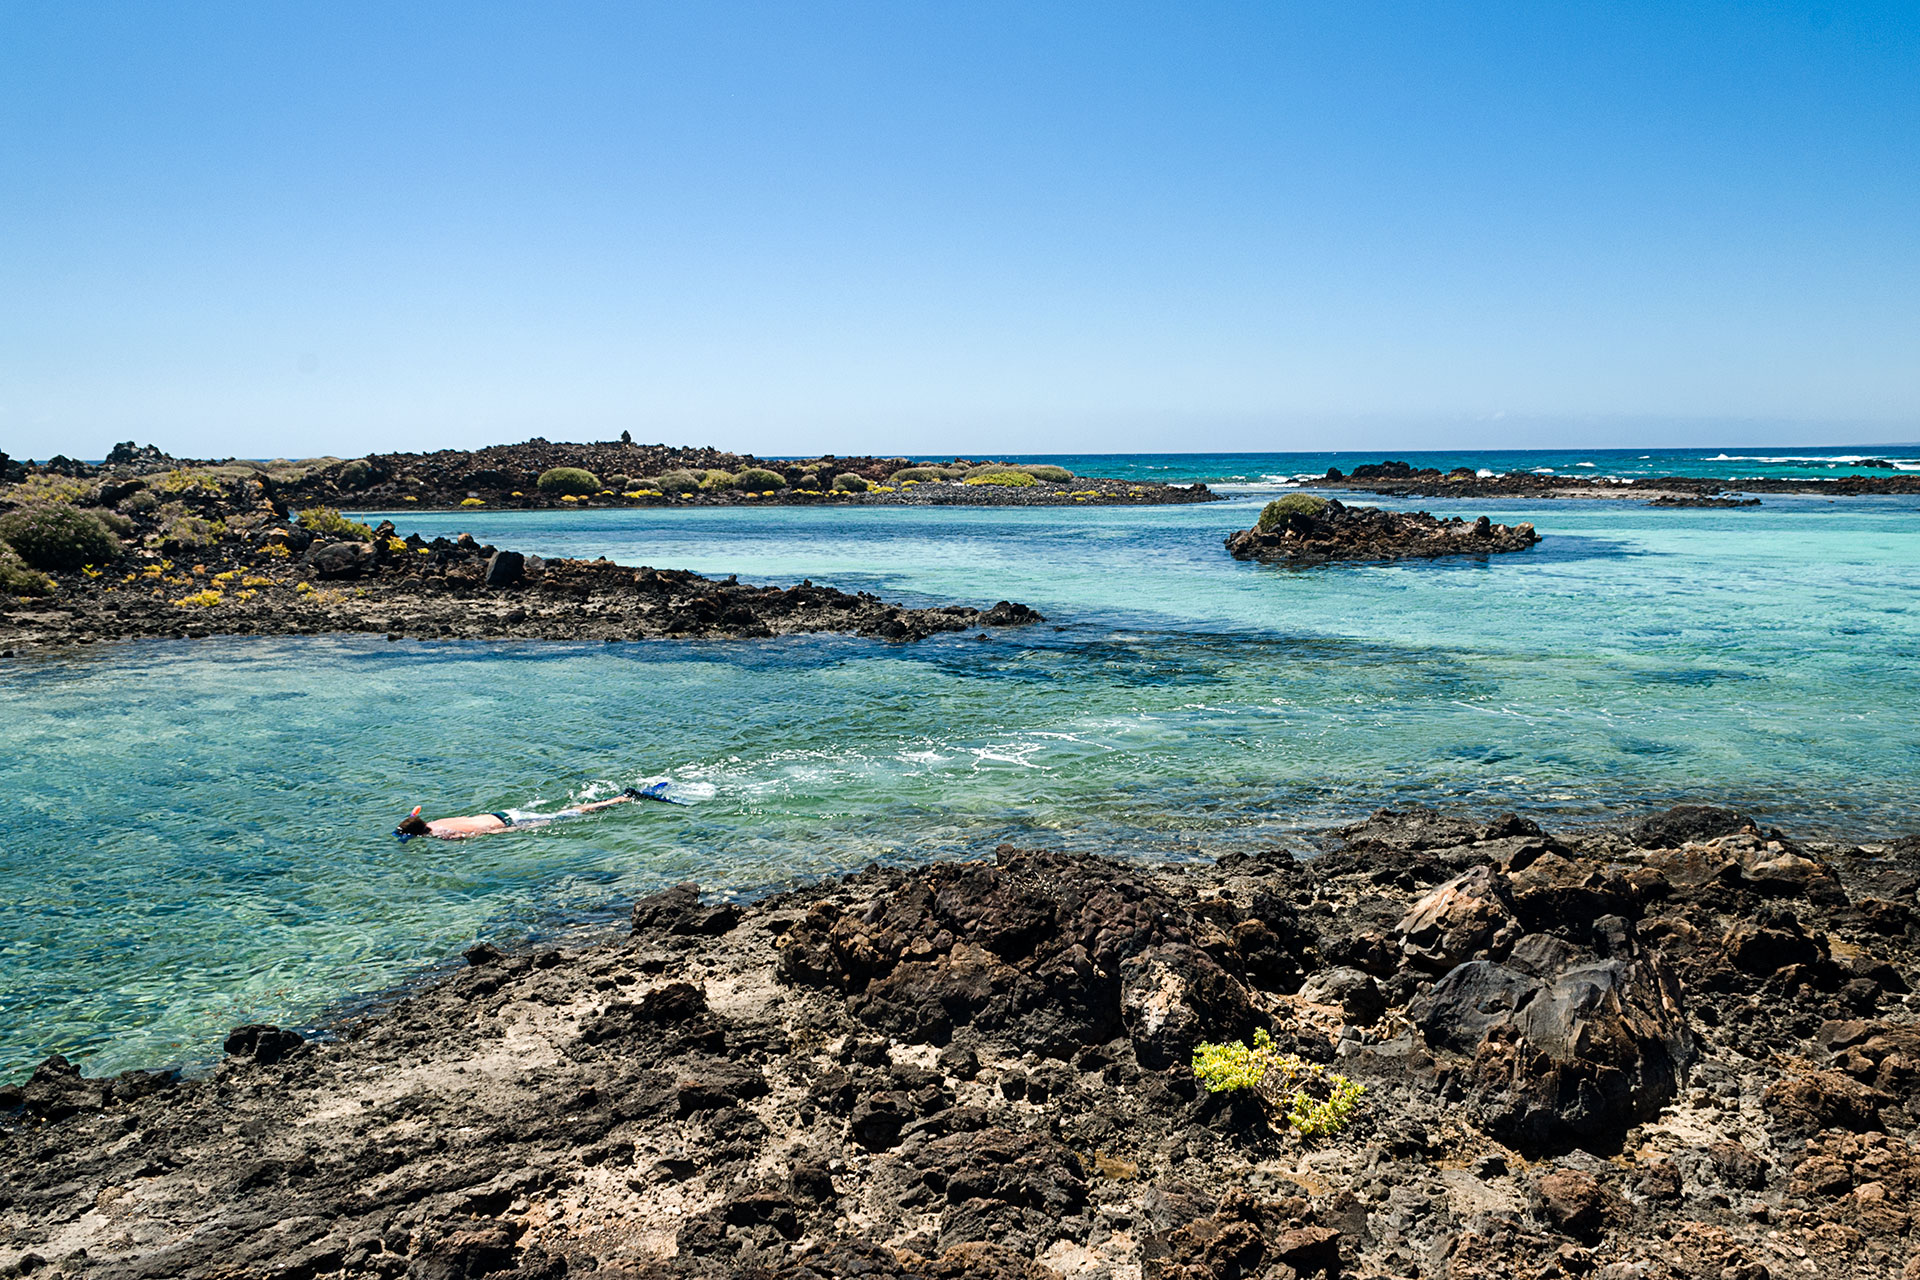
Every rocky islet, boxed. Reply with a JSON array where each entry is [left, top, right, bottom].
[[6, 804, 1920, 1278], [1224, 497, 1539, 565]]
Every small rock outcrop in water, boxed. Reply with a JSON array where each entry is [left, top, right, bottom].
[[7, 804, 1920, 1278], [1224, 495, 1539, 564]]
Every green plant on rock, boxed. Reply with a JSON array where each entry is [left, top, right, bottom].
[[1255, 493, 1330, 531], [734, 467, 786, 491], [888, 466, 949, 484], [1191, 1028, 1364, 1139], [1023, 464, 1073, 483], [7, 475, 93, 505], [90, 508, 136, 537], [337, 459, 375, 489], [153, 469, 226, 497], [296, 507, 374, 540], [697, 469, 737, 491], [0, 545, 55, 596], [650, 470, 703, 495], [963, 470, 1037, 488], [536, 467, 600, 496], [0, 504, 123, 571], [832, 472, 870, 493], [156, 510, 225, 552]]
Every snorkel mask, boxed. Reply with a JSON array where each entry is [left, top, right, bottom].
[[395, 805, 423, 841]]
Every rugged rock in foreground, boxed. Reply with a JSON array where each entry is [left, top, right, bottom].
[[1224, 497, 1538, 564], [6, 804, 1920, 1278]]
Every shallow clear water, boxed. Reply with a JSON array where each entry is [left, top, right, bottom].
[[3, 486, 1917, 1079]]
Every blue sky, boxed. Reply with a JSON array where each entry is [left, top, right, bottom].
[[2, 2, 1916, 459]]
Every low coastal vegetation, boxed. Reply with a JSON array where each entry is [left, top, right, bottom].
[[964, 469, 1037, 487], [1254, 492, 1330, 530], [535, 466, 600, 496], [0, 545, 55, 595], [295, 506, 373, 540], [1191, 1027, 1364, 1139], [734, 467, 785, 491], [0, 503, 122, 571]]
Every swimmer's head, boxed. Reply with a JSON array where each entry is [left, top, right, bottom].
[[395, 811, 430, 838]]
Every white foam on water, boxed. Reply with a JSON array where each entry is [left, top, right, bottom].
[[1476, 468, 1496, 477], [1708, 453, 1913, 465]]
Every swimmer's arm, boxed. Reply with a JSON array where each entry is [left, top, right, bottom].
[[573, 795, 636, 814]]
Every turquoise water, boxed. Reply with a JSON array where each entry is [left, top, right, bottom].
[[3, 486, 1918, 1080]]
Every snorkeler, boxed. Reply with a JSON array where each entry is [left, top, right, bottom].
[[395, 782, 673, 840]]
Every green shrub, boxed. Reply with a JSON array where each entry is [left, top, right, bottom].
[[963, 470, 1037, 488], [8, 475, 93, 505], [297, 507, 374, 540], [963, 463, 1016, 479], [792, 472, 823, 491], [153, 469, 225, 497], [0, 504, 123, 571], [650, 470, 702, 495], [338, 459, 374, 489], [536, 467, 600, 496], [158, 511, 225, 552], [0, 545, 55, 595], [120, 489, 160, 516], [832, 472, 870, 493], [89, 507, 136, 536], [888, 466, 949, 484], [698, 469, 737, 491], [735, 467, 786, 491], [1023, 464, 1073, 483], [1192, 1028, 1364, 1138], [1255, 493, 1330, 531], [604, 474, 631, 492]]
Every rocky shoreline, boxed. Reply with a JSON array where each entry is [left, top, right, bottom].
[[6, 803, 1920, 1279], [0, 442, 1218, 512], [1225, 497, 1539, 565], [1315, 461, 1920, 503], [0, 464, 1044, 657]]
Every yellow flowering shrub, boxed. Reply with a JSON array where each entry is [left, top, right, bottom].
[[1191, 1028, 1364, 1139]]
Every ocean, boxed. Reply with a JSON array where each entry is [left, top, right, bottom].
[[2, 448, 1916, 1079]]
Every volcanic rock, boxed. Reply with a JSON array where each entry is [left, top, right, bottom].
[[1224, 498, 1538, 564]]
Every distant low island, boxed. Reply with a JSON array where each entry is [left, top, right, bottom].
[[1316, 459, 1920, 501], [0, 441, 1058, 655], [0, 440, 1220, 512]]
